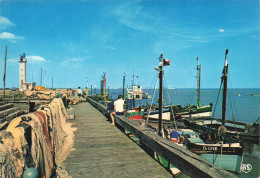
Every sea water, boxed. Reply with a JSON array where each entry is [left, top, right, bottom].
[[106, 88, 260, 177]]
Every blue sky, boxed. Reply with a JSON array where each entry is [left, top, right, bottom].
[[0, 0, 259, 89]]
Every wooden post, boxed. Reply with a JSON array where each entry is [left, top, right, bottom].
[[91, 82, 93, 97], [197, 57, 201, 107], [158, 54, 163, 136], [104, 72, 107, 105], [45, 69, 46, 89], [3, 46, 7, 98], [123, 72, 125, 98], [13, 90, 15, 103], [221, 49, 229, 126], [40, 67, 42, 87], [108, 84, 110, 99]]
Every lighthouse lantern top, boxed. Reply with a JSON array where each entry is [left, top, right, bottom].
[[19, 53, 27, 62]]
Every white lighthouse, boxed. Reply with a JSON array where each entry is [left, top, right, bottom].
[[19, 53, 27, 90]]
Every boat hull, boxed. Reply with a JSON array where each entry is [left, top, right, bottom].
[[180, 111, 212, 118], [167, 104, 212, 118], [183, 119, 260, 143], [124, 109, 144, 120], [200, 154, 242, 173], [146, 112, 171, 120], [187, 143, 243, 173]]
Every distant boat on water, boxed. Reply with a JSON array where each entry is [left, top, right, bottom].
[[166, 57, 212, 118], [124, 84, 144, 120]]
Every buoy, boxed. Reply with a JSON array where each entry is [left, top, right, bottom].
[[22, 167, 38, 178]]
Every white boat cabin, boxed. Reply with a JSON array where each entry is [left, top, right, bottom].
[[127, 85, 142, 100]]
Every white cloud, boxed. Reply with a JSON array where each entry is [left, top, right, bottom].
[[113, 3, 157, 33], [0, 32, 24, 43], [27, 55, 47, 62], [8, 58, 18, 63], [0, 16, 15, 29], [60, 57, 86, 67], [171, 32, 201, 39], [219, 28, 225, 32], [8, 55, 47, 63], [104, 45, 116, 50], [70, 57, 85, 62], [187, 39, 207, 43]]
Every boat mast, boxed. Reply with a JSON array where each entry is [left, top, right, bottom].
[[123, 72, 125, 98], [45, 69, 46, 89], [221, 49, 229, 126], [197, 57, 201, 107], [108, 84, 110, 99], [158, 54, 163, 136], [3, 46, 7, 98], [101, 76, 104, 96], [132, 73, 136, 108], [132, 73, 134, 87], [91, 82, 93, 97], [104, 72, 107, 105], [41, 68, 42, 87]]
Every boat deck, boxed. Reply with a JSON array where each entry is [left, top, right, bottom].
[[63, 102, 171, 177]]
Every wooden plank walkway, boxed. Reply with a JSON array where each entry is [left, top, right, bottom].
[[63, 102, 172, 178]]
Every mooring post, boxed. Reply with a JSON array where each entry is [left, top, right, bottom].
[[3, 46, 7, 98], [158, 54, 163, 136]]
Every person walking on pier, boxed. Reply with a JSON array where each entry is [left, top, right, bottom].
[[109, 95, 124, 125], [77, 87, 83, 98], [84, 87, 88, 98]]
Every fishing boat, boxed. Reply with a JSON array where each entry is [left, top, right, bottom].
[[95, 73, 113, 104], [186, 140, 243, 173], [164, 50, 243, 173], [144, 108, 171, 121], [165, 126, 243, 173], [183, 50, 260, 143], [123, 74, 144, 120], [126, 84, 143, 109], [166, 57, 212, 118]]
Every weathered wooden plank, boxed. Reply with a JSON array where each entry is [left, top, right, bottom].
[[87, 97, 236, 178], [0, 108, 17, 119], [0, 110, 25, 129], [0, 103, 13, 111], [63, 101, 172, 178], [65, 160, 169, 178]]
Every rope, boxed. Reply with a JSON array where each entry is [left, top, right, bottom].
[[219, 142, 223, 167], [213, 148, 217, 164], [227, 73, 238, 130], [210, 79, 223, 126], [228, 92, 238, 130], [164, 76, 177, 129], [145, 72, 158, 105], [145, 75, 159, 126]]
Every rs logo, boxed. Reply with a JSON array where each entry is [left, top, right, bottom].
[[240, 164, 252, 174]]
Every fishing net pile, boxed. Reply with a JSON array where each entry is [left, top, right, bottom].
[[69, 98, 86, 105], [0, 98, 75, 178], [24, 90, 72, 100]]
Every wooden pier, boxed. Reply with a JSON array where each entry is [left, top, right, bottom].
[[86, 98, 237, 178], [63, 102, 172, 177]]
